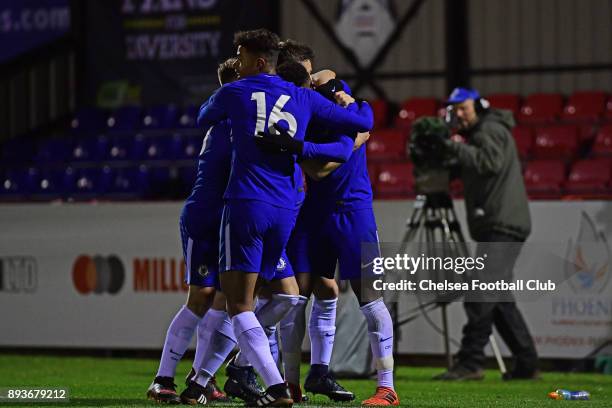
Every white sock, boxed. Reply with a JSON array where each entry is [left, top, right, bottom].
[[191, 312, 213, 380], [309, 297, 337, 366], [232, 311, 284, 387], [361, 298, 395, 389], [194, 309, 237, 387], [156, 305, 200, 378], [279, 296, 308, 385], [234, 298, 272, 368]]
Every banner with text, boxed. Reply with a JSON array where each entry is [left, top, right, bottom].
[[84, 0, 277, 106], [0, 0, 70, 62], [0, 200, 611, 358]]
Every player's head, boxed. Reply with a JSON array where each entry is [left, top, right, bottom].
[[233, 29, 280, 78], [217, 57, 239, 86], [446, 87, 489, 130], [278, 39, 315, 75], [277, 61, 311, 88]]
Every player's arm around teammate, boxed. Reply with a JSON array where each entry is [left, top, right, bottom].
[[300, 86, 371, 180], [300, 69, 369, 180]]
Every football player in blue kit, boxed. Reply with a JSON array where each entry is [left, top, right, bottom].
[[279, 70, 400, 406], [227, 54, 371, 404], [223, 56, 312, 402], [221, 48, 369, 407], [257, 41, 361, 404], [147, 59, 238, 405], [197, 29, 373, 407]]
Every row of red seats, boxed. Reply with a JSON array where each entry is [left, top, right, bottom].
[[366, 124, 612, 162], [369, 158, 612, 199], [369, 91, 612, 129]]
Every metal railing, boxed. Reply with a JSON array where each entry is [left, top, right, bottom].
[[0, 36, 76, 142]]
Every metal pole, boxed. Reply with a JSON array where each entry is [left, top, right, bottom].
[[489, 334, 507, 375], [441, 304, 452, 369]]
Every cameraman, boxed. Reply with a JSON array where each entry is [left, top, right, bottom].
[[432, 88, 539, 381]]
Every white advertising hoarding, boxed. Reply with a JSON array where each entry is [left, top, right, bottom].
[[0, 201, 611, 358]]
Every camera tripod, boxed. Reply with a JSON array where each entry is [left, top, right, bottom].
[[391, 193, 507, 373]]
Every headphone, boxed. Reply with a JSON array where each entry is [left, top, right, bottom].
[[444, 88, 490, 126], [474, 97, 491, 114]]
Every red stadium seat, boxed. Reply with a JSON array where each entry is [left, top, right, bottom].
[[518, 93, 564, 124], [366, 128, 407, 161], [592, 125, 612, 156], [562, 91, 607, 122], [578, 123, 597, 143], [564, 158, 612, 195], [376, 162, 414, 198], [605, 95, 612, 121], [512, 126, 534, 159], [486, 94, 521, 117], [368, 99, 389, 128], [395, 98, 438, 129], [523, 160, 566, 198], [532, 125, 578, 160]]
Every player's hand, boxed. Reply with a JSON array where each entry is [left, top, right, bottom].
[[353, 132, 370, 150], [255, 123, 304, 155], [334, 91, 355, 107], [450, 134, 465, 143], [311, 69, 336, 87]]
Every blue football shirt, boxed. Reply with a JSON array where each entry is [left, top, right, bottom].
[[304, 83, 373, 213], [197, 73, 373, 210], [182, 119, 232, 229]]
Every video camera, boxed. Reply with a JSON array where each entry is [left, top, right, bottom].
[[408, 117, 454, 194]]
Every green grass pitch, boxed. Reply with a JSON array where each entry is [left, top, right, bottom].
[[0, 354, 610, 407]]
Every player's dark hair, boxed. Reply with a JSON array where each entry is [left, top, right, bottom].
[[277, 61, 310, 88], [233, 29, 280, 66], [217, 58, 238, 85], [278, 39, 315, 66]]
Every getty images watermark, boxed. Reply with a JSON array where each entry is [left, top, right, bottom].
[[370, 253, 556, 293], [357, 241, 596, 303]]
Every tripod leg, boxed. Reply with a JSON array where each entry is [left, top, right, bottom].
[[441, 304, 452, 369], [392, 303, 399, 353], [399, 207, 424, 253], [489, 334, 507, 375]]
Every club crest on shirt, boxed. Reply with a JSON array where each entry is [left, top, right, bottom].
[[198, 264, 210, 277]]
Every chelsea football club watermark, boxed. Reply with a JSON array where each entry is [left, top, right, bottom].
[[371, 277, 555, 292], [359, 241, 608, 303]]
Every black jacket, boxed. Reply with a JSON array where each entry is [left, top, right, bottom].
[[447, 109, 531, 241]]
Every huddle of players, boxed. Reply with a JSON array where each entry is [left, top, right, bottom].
[[147, 29, 399, 407]]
